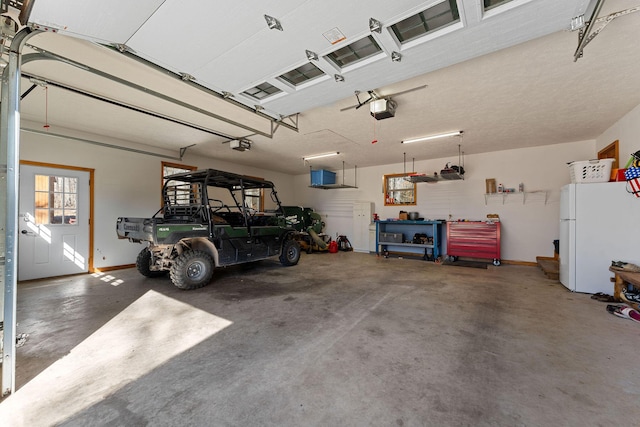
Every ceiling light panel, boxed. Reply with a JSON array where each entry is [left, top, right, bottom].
[[390, 0, 460, 44]]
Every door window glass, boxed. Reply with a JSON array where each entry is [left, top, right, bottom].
[[34, 175, 78, 225]]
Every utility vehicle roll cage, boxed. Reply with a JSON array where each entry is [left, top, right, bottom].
[[159, 169, 286, 227]]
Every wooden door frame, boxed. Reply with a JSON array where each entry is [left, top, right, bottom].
[[20, 160, 95, 273], [598, 140, 619, 169]]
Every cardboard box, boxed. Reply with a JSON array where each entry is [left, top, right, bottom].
[[399, 211, 408, 220]]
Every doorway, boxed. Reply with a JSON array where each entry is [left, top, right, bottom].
[[18, 163, 93, 281]]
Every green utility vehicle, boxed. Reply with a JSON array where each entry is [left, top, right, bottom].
[[116, 169, 300, 290]]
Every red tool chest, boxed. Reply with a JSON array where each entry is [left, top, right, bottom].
[[446, 221, 501, 265]]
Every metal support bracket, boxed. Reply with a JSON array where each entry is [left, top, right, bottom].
[[574, 1, 640, 61], [271, 112, 300, 134], [179, 144, 196, 160]]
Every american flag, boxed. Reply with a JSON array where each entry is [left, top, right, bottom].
[[625, 167, 640, 180], [626, 167, 640, 197]]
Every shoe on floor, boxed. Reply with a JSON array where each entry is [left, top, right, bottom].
[[607, 304, 640, 322], [620, 307, 640, 322], [606, 304, 626, 317], [622, 289, 640, 303], [596, 294, 617, 302]]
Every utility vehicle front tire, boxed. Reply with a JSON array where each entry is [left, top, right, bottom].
[[136, 247, 167, 278], [170, 250, 214, 290], [280, 239, 301, 266]]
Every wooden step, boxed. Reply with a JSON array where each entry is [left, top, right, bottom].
[[536, 256, 559, 280]]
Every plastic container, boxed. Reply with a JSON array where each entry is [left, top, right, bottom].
[[310, 169, 336, 186], [568, 159, 614, 183]]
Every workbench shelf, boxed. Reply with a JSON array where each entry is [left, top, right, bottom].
[[375, 220, 443, 261]]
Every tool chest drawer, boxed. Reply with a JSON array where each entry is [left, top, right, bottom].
[[446, 221, 501, 263]]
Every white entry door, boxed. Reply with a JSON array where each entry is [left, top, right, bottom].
[[18, 165, 90, 281]]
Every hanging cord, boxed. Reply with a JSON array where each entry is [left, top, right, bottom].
[[371, 119, 378, 144], [43, 86, 50, 130]]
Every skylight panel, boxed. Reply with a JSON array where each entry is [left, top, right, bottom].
[[278, 62, 325, 86], [242, 82, 282, 100], [325, 35, 382, 68], [390, 0, 460, 44], [483, 0, 514, 11]]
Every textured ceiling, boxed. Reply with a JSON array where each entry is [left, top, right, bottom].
[[8, 0, 640, 174]]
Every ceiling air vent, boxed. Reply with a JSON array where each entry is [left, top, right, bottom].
[[370, 99, 396, 120]]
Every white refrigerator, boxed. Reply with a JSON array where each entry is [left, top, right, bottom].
[[559, 182, 640, 294]]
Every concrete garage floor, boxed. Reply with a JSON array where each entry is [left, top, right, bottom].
[[1, 252, 639, 426]]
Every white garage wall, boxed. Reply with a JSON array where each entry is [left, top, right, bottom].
[[293, 140, 595, 263], [21, 95, 639, 270], [19, 122, 295, 269], [596, 103, 640, 164]]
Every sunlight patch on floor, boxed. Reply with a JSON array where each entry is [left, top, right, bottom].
[[91, 271, 125, 286], [0, 290, 232, 426]]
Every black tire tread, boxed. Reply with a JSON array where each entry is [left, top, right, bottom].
[[279, 239, 301, 266], [170, 250, 214, 290], [136, 248, 167, 278]]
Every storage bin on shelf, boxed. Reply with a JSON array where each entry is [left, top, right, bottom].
[[568, 159, 614, 183], [310, 169, 336, 186]]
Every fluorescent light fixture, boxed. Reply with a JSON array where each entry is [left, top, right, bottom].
[[401, 131, 463, 144], [264, 14, 283, 31], [303, 152, 340, 161]]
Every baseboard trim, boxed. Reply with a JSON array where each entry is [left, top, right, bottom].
[[92, 264, 136, 273]]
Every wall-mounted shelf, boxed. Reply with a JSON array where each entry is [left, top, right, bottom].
[[484, 190, 548, 205]]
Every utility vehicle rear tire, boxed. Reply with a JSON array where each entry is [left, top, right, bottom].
[[136, 247, 167, 278], [170, 250, 214, 290], [280, 239, 301, 266]]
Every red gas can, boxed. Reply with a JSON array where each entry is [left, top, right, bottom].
[[328, 240, 339, 253]]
